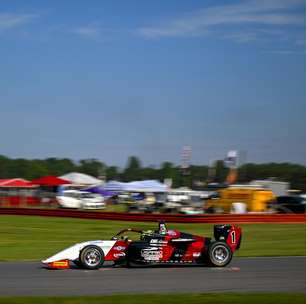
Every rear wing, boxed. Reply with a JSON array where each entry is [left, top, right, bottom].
[[214, 224, 242, 252]]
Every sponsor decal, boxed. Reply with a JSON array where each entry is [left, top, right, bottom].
[[48, 260, 69, 269], [113, 252, 125, 258], [141, 248, 162, 261], [150, 239, 167, 246], [174, 253, 183, 258], [113, 246, 126, 251], [192, 252, 201, 257]]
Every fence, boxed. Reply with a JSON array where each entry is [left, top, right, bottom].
[[1, 207, 306, 223]]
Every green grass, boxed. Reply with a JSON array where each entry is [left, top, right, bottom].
[[0, 215, 306, 261], [103, 203, 128, 212], [0, 294, 306, 304]]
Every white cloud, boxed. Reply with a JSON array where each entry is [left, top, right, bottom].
[[70, 24, 126, 41], [138, 0, 306, 38], [0, 13, 38, 32], [224, 32, 259, 43], [71, 24, 101, 39], [296, 38, 306, 46]]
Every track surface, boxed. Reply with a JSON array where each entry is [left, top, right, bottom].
[[0, 257, 305, 296]]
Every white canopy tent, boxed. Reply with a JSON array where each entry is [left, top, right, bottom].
[[60, 172, 102, 186], [125, 180, 168, 192], [103, 180, 167, 193]]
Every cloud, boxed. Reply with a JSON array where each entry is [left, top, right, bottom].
[[224, 32, 259, 43], [71, 24, 101, 39], [138, 0, 306, 38], [70, 23, 129, 42], [296, 38, 306, 46], [0, 13, 38, 32]]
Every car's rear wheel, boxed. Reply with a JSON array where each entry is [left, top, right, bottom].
[[207, 241, 232, 267], [79, 245, 104, 270]]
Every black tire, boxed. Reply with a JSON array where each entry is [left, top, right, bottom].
[[73, 260, 82, 267], [207, 241, 232, 267], [126, 259, 139, 268], [79, 245, 104, 270]]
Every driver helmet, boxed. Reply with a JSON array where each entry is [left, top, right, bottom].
[[158, 220, 167, 235]]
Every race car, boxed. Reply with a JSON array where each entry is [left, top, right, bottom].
[[42, 221, 242, 270]]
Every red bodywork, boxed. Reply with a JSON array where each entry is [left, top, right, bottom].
[[226, 225, 242, 252], [105, 240, 128, 261], [159, 230, 206, 262]]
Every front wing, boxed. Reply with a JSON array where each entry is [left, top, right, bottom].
[[42, 240, 128, 269]]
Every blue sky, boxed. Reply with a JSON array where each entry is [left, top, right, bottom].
[[0, 0, 306, 167]]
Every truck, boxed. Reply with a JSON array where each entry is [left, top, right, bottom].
[[205, 185, 275, 213]]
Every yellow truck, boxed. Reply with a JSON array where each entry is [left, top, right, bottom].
[[205, 186, 275, 213]]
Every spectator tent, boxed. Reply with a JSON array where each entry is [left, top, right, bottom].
[[0, 178, 35, 188], [103, 180, 167, 192], [31, 176, 71, 186], [60, 172, 102, 186]]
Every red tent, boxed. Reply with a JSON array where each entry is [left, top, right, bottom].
[[0, 178, 36, 188], [31, 176, 71, 186]]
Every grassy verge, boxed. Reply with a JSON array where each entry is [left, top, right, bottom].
[[0, 215, 306, 261], [1, 294, 306, 304]]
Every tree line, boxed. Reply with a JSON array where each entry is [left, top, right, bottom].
[[1, 155, 306, 191]]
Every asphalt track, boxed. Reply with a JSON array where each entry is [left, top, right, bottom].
[[0, 257, 305, 296]]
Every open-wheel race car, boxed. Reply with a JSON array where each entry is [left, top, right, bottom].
[[42, 221, 242, 269]]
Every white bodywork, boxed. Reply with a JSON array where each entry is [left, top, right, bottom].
[[42, 240, 116, 264]]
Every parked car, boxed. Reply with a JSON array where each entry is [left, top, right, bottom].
[[56, 190, 105, 209], [268, 195, 306, 213]]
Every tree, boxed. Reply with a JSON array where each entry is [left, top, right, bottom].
[[158, 162, 180, 187], [190, 165, 209, 188], [105, 166, 120, 180], [141, 167, 159, 180], [44, 158, 76, 176], [0, 154, 306, 191], [122, 156, 142, 181], [78, 159, 105, 178], [214, 160, 229, 183], [0, 155, 11, 178]]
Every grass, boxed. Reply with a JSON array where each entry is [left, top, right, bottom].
[[0, 215, 306, 261], [103, 203, 128, 212], [0, 294, 306, 304]]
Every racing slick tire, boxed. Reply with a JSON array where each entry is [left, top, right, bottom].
[[207, 241, 232, 267], [126, 259, 140, 268], [79, 245, 105, 270]]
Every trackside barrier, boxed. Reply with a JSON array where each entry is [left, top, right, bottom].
[[1, 208, 306, 223], [0, 196, 41, 207]]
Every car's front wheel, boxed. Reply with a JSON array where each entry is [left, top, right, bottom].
[[207, 241, 232, 267], [79, 245, 104, 270]]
